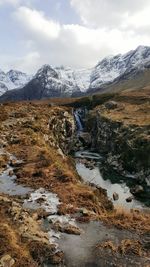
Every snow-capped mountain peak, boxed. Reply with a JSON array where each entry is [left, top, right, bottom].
[[90, 45, 150, 90], [0, 69, 32, 96], [0, 45, 150, 100]]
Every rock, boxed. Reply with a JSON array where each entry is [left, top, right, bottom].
[[64, 111, 69, 117], [78, 132, 91, 146], [84, 160, 95, 170], [9, 159, 20, 167], [0, 255, 15, 267], [126, 196, 133, 203], [130, 185, 144, 195], [52, 222, 81, 235], [113, 192, 119, 201], [105, 101, 118, 110], [9, 170, 13, 177], [79, 208, 93, 216], [63, 225, 81, 235], [49, 251, 64, 265], [36, 197, 45, 204], [48, 103, 55, 107]]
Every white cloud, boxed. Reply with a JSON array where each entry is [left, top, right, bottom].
[[0, 51, 40, 73], [124, 6, 150, 30], [15, 7, 60, 39], [70, 0, 150, 30], [2, 2, 150, 73]]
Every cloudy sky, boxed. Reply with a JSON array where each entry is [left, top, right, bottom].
[[0, 0, 150, 73]]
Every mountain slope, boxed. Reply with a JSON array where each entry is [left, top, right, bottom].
[[0, 65, 91, 101], [1, 45, 150, 102], [89, 45, 150, 92], [0, 69, 32, 96]]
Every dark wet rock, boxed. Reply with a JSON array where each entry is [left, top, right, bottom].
[[130, 185, 144, 195], [9, 159, 22, 167], [87, 108, 150, 187], [113, 192, 119, 201], [126, 196, 133, 203], [36, 197, 45, 204], [105, 101, 118, 110], [84, 160, 95, 170], [79, 132, 92, 146]]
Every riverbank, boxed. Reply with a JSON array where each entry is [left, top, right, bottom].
[[86, 88, 150, 191], [0, 99, 150, 266]]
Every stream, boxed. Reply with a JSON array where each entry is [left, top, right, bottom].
[[74, 109, 150, 210], [75, 151, 147, 210], [0, 150, 149, 267], [0, 105, 149, 267]]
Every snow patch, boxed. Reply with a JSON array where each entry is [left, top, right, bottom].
[[24, 188, 60, 214]]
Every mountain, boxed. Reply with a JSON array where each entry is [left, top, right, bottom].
[[0, 69, 32, 96], [0, 45, 150, 102], [89, 45, 150, 93], [0, 65, 92, 101]]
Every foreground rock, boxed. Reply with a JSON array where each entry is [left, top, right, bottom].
[[113, 192, 119, 201]]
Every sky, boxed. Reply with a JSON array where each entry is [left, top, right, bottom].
[[0, 0, 150, 73]]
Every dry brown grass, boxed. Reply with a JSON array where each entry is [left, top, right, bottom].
[[96, 101, 150, 127], [0, 102, 112, 217], [97, 239, 143, 256], [0, 101, 149, 235], [92, 87, 150, 127], [100, 206, 150, 233], [0, 203, 38, 267]]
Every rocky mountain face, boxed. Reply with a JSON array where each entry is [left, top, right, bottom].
[[0, 69, 32, 96], [1, 45, 150, 101], [89, 45, 150, 92], [0, 65, 92, 101]]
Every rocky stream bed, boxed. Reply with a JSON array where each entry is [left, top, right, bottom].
[[0, 100, 150, 267]]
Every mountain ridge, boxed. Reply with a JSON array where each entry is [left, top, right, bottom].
[[0, 69, 32, 96], [1, 45, 150, 101]]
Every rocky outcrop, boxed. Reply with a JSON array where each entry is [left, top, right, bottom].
[[87, 99, 150, 186], [48, 107, 76, 154]]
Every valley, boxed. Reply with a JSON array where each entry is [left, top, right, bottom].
[[0, 87, 149, 266]]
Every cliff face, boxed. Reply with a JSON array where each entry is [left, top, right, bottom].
[[87, 90, 150, 184]]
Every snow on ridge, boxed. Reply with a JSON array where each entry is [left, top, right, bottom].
[[0, 69, 32, 96], [1, 45, 150, 97], [90, 45, 150, 89]]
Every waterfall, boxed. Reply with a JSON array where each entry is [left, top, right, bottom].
[[74, 109, 84, 132]]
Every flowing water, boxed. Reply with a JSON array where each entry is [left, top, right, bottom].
[[74, 109, 84, 132], [73, 109, 150, 210]]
